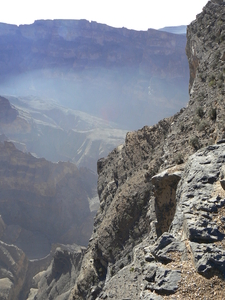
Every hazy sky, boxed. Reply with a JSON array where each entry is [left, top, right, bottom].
[[1, 0, 209, 30]]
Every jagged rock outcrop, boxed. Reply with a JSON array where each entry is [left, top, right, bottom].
[[26, 244, 85, 300], [0, 241, 28, 300], [0, 20, 189, 129], [66, 1, 225, 299]]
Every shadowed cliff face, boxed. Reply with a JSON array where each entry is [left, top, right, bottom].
[[0, 20, 189, 129], [0, 96, 18, 123], [0, 141, 97, 259]]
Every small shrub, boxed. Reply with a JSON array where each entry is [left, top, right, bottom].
[[209, 74, 215, 81], [127, 254, 131, 262], [219, 73, 224, 81], [196, 107, 204, 118], [193, 116, 200, 125], [110, 267, 115, 277], [198, 73, 206, 82], [198, 120, 209, 132], [180, 124, 185, 132], [190, 136, 200, 150], [209, 107, 217, 121], [175, 153, 184, 165], [209, 79, 216, 87], [218, 80, 224, 88], [197, 92, 205, 102]]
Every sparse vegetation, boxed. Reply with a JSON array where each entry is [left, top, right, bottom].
[[208, 74, 216, 87], [219, 73, 224, 81], [180, 124, 185, 132], [209, 107, 217, 121], [193, 115, 200, 125], [197, 92, 205, 102], [196, 107, 204, 118], [218, 80, 224, 88], [217, 19, 223, 26], [198, 120, 209, 132], [198, 73, 206, 82], [209, 79, 216, 87], [110, 267, 115, 277], [190, 136, 200, 150], [175, 153, 184, 165]]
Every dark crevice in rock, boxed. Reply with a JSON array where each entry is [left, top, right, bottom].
[[151, 170, 182, 237]]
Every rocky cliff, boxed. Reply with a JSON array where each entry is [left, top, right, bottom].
[[0, 20, 189, 129], [0, 141, 97, 255], [1, 1, 225, 299], [63, 1, 225, 299], [0, 140, 99, 299]]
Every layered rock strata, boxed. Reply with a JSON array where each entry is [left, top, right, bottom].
[[0, 19, 189, 129]]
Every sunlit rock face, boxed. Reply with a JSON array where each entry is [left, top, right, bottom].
[[0, 20, 189, 129]]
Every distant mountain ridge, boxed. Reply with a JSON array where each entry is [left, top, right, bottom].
[[159, 25, 187, 35], [0, 19, 189, 129]]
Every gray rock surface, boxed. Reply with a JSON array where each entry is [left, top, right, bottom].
[[144, 264, 181, 294], [68, 2, 225, 299], [170, 144, 225, 276], [0, 241, 28, 300], [27, 244, 85, 300]]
